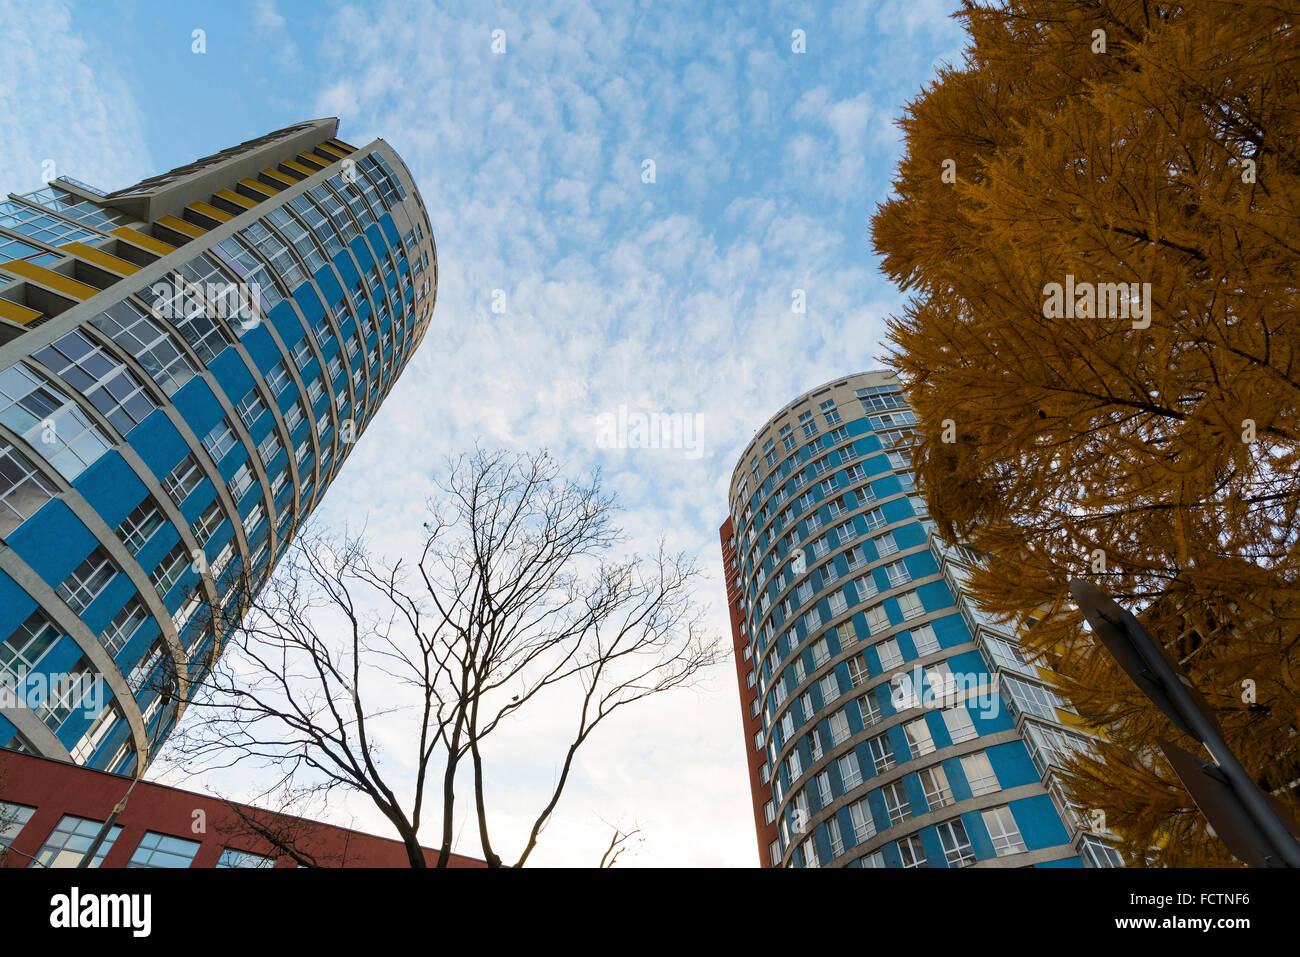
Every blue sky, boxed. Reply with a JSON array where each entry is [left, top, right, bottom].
[[2, 0, 966, 865]]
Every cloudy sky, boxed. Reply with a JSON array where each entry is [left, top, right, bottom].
[[2, 0, 966, 866]]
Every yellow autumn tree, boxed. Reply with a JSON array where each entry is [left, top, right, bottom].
[[871, 0, 1300, 866]]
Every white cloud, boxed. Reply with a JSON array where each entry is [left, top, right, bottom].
[[0, 0, 151, 194]]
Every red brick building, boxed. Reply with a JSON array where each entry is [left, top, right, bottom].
[[720, 518, 780, 866], [0, 751, 484, 868]]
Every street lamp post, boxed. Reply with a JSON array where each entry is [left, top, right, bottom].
[[1068, 579, 1300, 868]]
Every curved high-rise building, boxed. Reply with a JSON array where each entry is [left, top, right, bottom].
[[0, 119, 436, 776], [721, 371, 1123, 868]]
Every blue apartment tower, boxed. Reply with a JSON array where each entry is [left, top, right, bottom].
[[0, 119, 436, 776], [721, 372, 1124, 867]]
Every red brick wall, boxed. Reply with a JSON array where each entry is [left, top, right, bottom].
[[0, 750, 484, 868], [720, 517, 779, 866]]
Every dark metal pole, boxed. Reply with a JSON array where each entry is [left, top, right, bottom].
[[1069, 579, 1300, 868]]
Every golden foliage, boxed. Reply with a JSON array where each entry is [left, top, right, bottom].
[[871, 0, 1300, 865]]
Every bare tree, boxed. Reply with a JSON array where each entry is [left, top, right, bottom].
[[163, 448, 722, 867]]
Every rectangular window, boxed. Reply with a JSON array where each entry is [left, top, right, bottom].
[[56, 548, 116, 613], [235, 389, 266, 429], [911, 623, 940, 656], [227, 462, 255, 501], [151, 542, 189, 599], [943, 706, 978, 744], [862, 507, 886, 531], [0, 442, 59, 537], [117, 498, 165, 555], [819, 672, 841, 704], [882, 781, 911, 826], [828, 709, 850, 745], [257, 432, 280, 466], [0, 801, 36, 852], [216, 847, 277, 868], [869, 733, 896, 773], [30, 814, 123, 868], [161, 455, 203, 506], [904, 717, 936, 757], [937, 818, 976, 867], [100, 599, 146, 656], [0, 612, 60, 684], [962, 751, 1000, 796], [838, 751, 863, 790], [982, 806, 1027, 856], [127, 831, 202, 868], [876, 637, 903, 671], [848, 797, 875, 843], [897, 590, 924, 620], [266, 361, 291, 396], [919, 765, 954, 810], [826, 816, 844, 858], [884, 560, 911, 588], [858, 689, 882, 728], [201, 417, 237, 462], [898, 834, 927, 868], [192, 502, 223, 545], [31, 331, 155, 435]]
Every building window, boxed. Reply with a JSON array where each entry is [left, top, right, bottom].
[[151, 542, 190, 599], [882, 781, 912, 826], [216, 847, 277, 868], [982, 806, 1027, 856], [56, 548, 117, 613], [897, 834, 927, 868], [117, 497, 165, 555], [937, 818, 976, 867], [0, 801, 36, 855], [31, 331, 155, 435], [100, 599, 146, 656], [942, 706, 978, 744], [161, 455, 204, 506], [201, 417, 237, 463], [911, 623, 940, 656], [884, 560, 911, 588], [0, 441, 59, 537], [853, 574, 878, 603], [227, 462, 255, 501], [828, 709, 850, 745], [816, 770, 833, 808], [826, 816, 845, 858], [904, 717, 936, 758], [0, 611, 60, 685], [126, 830, 201, 868], [848, 797, 875, 843], [876, 637, 904, 671], [838, 751, 863, 790], [0, 363, 113, 480], [919, 765, 954, 810], [819, 672, 841, 705], [868, 733, 896, 773], [858, 689, 882, 728], [1080, 834, 1125, 868], [30, 814, 122, 868], [235, 388, 267, 429], [192, 502, 224, 545], [897, 590, 924, 620], [865, 605, 890, 636], [71, 701, 121, 763], [961, 751, 1000, 796]]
